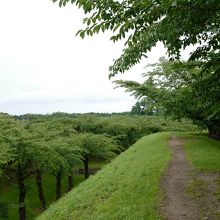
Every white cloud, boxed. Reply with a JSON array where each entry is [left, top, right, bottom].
[[0, 0, 166, 115]]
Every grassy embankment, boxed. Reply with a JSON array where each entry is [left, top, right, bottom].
[[38, 132, 171, 220]]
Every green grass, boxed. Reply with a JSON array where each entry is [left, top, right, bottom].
[[0, 159, 105, 220], [75, 160, 106, 170], [38, 132, 171, 220], [175, 132, 220, 201], [180, 133, 220, 172], [177, 133, 220, 219]]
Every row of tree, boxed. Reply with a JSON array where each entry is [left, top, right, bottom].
[[0, 112, 198, 219], [52, 0, 220, 140], [0, 114, 119, 220], [16, 113, 198, 147]]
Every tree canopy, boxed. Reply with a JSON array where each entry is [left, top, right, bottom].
[[77, 132, 119, 178], [115, 58, 220, 139], [53, 0, 220, 77], [0, 115, 15, 173], [52, 0, 220, 139]]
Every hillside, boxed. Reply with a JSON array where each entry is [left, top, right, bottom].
[[38, 132, 220, 220], [38, 133, 171, 220]]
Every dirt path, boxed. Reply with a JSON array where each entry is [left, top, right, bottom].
[[160, 136, 220, 220]]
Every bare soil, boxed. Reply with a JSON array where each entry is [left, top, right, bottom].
[[160, 136, 220, 220]]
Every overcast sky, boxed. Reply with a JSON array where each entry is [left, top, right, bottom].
[[0, 0, 167, 115]]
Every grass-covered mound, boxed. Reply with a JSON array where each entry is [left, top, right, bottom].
[[38, 133, 171, 220]]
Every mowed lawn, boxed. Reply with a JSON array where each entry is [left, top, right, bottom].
[[38, 132, 171, 220]]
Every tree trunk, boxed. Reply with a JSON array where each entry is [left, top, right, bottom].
[[36, 170, 46, 210], [208, 122, 220, 140], [17, 164, 26, 220], [83, 156, 89, 179], [56, 172, 62, 200], [67, 174, 74, 191]]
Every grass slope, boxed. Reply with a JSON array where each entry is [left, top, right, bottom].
[[38, 132, 171, 220]]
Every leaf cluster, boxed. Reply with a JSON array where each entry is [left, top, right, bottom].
[[52, 0, 220, 78], [0, 114, 120, 178], [115, 58, 220, 129]]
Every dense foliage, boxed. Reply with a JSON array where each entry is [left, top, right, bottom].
[[52, 0, 220, 139], [18, 112, 198, 146], [52, 0, 220, 77], [130, 97, 164, 116], [116, 58, 220, 139], [0, 113, 120, 220]]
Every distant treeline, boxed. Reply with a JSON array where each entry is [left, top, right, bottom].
[[14, 112, 198, 149]]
